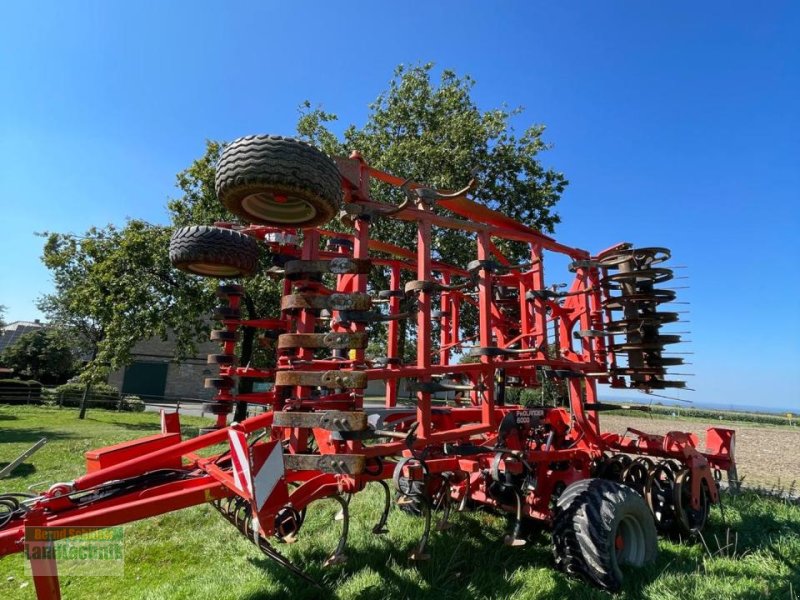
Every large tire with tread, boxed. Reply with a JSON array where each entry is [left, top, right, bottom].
[[170, 226, 259, 278], [215, 135, 342, 228], [553, 478, 657, 592]]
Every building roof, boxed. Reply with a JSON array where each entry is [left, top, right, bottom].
[[0, 320, 45, 353]]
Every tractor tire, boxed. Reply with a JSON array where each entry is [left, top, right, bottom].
[[170, 226, 259, 278], [555, 479, 657, 592], [215, 135, 342, 228], [552, 479, 594, 578]]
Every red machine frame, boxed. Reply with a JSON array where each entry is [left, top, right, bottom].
[[0, 145, 736, 598]]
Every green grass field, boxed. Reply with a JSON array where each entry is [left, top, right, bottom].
[[1, 406, 798, 600]]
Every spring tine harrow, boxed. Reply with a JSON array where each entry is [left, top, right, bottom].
[[1, 133, 738, 598]]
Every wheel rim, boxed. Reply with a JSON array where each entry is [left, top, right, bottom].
[[241, 191, 317, 224], [188, 263, 244, 277], [615, 513, 646, 566]]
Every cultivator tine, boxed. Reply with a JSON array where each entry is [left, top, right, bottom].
[[212, 498, 322, 588], [457, 481, 471, 512], [502, 489, 527, 547], [372, 480, 391, 534], [434, 482, 454, 532], [334, 492, 352, 521], [323, 495, 350, 567], [256, 535, 322, 589], [408, 498, 432, 561]]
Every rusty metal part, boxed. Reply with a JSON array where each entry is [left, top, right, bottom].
[[466, 259, 525, 275], [203, 401, 234, 415], [277, 332, 368, 350], [275, 370, 368, 389], [204, 376, 235, 390], [285, 258, 371, 278], [603, 268, 674, 286], [405, 279, 472, 293], [215, 284, 245, 299], [207, 353, 237, 366], [599, 247, 671, 268], [407, 380, 479, 394], [605, 313, 679, 331], [283, 454, 366, 475], [281, 292, 372, 312], [336, 310, 410, 323], [210, 329, 240, 342], [568, 259, 601, 272], [603, 289, 677, 309], [469, 346, 539, 357], [272, 411, 368, 431], [612, 336, 682, 351], [574, 329, 607, 338]]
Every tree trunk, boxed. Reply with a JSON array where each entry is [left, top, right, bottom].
[[78, 382, 91, 419]]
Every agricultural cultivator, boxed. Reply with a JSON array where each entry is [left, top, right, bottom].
[[0, 135, 737, 597]]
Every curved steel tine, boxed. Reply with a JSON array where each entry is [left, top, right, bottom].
[[503, 489, 527, 547], [372, 480, 391, 534], [257, 535, 322, 589], [334, 491, 352, 521], [323, 495, 349, 567], [457, 476, 471, 512], [435, 482, 453, 531], [408, 497, 432, 561]]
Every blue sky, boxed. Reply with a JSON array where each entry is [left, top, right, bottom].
[[1, 1, 798, 410]]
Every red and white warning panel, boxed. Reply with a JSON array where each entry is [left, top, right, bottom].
[[227, 428, 288, 519]]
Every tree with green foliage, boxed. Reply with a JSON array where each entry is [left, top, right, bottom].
[[0, 328, 77, 384], [297, 63, 567, 356], [38, 221, 215, 381], [39, 63, 567, 377]]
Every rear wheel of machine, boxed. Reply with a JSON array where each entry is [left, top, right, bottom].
[[553, 479, 657, 592], [170, 226, 259, 277], [215, 135, 342, 228]]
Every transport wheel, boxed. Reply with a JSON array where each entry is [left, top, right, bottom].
[[553, 479, 657, 592], [552, 479, 593, 577], [170, 225, 259, 277], [215, 134, 342, 228], [673, 469, 709, 537]]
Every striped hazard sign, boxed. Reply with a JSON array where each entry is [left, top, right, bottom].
[[228, 429, 286, 512]]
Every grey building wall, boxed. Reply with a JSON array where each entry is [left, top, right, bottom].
[[108, 333, 220, 401]]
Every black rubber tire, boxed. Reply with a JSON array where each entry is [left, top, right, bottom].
[[555, 479, 658, 592], [215, 135, 342, 228], [170, 226, 259, 278], [552, 479, 594, 577]]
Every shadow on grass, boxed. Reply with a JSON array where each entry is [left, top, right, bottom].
[[0, 462, 36, 478], [234, 489, 800, 600], [0, 413, 18, 421], [240, 508, 586, 600], [0, 428, 75, 445]]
